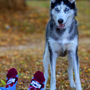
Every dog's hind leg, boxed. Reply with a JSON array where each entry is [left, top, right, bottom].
[[67, 51, 82, 90], [43, 45, 50, 90]]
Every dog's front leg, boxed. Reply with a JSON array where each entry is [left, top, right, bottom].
[[50, 52, 58, 90], [43, 45, 50, 90], [67, 53, 76, 88], [68, 51, 82, 90]]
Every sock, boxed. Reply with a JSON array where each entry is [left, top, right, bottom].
[[0, 68, 18, 90], [28, 71, 45, 90]]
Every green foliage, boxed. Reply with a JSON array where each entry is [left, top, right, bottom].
[[1, 80, 6, 85]]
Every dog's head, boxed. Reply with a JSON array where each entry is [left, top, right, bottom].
[[50, 0, 77, 29]]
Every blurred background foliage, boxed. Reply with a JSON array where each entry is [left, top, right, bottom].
[[0, 0, 90, 35]]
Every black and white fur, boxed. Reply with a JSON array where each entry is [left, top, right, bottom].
[[43, 0, 82, 90]]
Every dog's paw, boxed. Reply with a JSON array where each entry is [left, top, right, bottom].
[[76, 87, 82, 90], [70, 83, 76, 88], [50, 81, 56, 90], [50, 87, 56, 90], [50, 84, 56, 90], [76, 85, 82, 90]]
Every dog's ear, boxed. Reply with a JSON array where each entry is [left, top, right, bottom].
[[50, 0, 56, 3], [68, 0, 75, 3]]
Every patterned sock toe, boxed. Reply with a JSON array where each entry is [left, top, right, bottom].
[[28, 71, 45, 90]]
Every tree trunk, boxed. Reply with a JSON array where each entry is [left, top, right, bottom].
[[0, 0, 26, 10]]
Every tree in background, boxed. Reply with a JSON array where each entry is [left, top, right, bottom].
[[0, 0, 26, 10]]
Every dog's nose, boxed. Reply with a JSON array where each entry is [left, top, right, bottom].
[[58, 19, 63, 24]]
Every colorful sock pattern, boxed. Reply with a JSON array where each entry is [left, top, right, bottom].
[[28, 71, 45, 90], [0, 68, 18, 90]]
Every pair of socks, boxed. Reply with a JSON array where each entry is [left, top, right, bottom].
[[0, 68, 45, 90]]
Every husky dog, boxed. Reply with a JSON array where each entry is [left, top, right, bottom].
[[43, 0, 82, 90]]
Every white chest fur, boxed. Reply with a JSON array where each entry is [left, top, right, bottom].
[[48, 27, 78, 54], [48, 36, 78, 54]]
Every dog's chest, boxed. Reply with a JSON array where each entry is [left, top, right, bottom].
[[48, 26, 78, 55], [48, 36, 75, 56]]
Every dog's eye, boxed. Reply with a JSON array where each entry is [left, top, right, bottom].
[[65, 8, 69, 12], [55, 8, 59, 12]]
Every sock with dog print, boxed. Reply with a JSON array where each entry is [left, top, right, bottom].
[[28, 71, 45, 90], [0, 68, 18, 90]]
